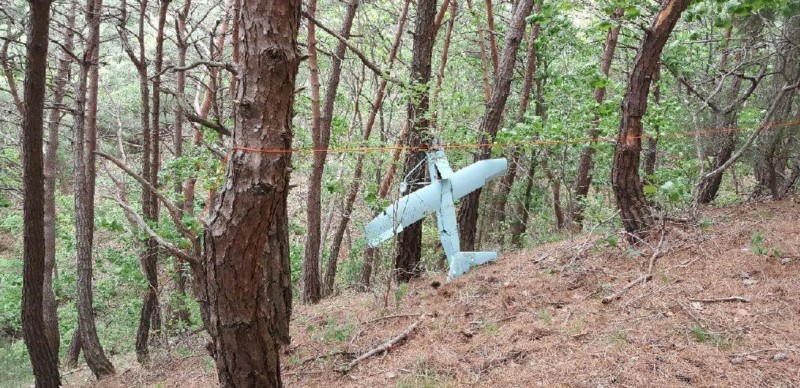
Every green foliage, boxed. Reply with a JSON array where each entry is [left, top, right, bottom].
[[319, 318, 355, 343], [394, 282, 409, 308], [690, 323, 736, 349], [0, 340, 33, 388], [751, 230, 768, 255]]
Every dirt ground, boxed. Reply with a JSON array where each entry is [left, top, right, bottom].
[[69, 196, 800, 387]]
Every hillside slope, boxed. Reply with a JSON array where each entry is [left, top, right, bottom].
[[70, 197, 800, 387]]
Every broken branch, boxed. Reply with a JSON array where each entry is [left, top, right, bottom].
[[344, 314, 425, 371]]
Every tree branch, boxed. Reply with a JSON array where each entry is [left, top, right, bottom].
[[302, 11, 401, 85], [97, 151, 202, 238], [164, 60, 237, 75], [694, 80, 800, 198], [161, 87, 231, 136], [111, 194, 200, 267], [665, 63, 720, 113]]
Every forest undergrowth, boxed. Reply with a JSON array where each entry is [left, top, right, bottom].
[[58, 195, 800, 387]]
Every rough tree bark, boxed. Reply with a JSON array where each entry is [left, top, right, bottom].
[[200, 0, 299, 385], [21, 0, 62, 385], [43, 1, 77, 359], [612, 0, 690, 240], [394, 0, 437, 282], [457, 0, 535, 251], [572, 9, 621, 229], [303, 0, 358, 304], [72, 0, 116, 377]]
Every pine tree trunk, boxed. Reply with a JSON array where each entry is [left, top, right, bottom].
[[573, 10, 621, 229], [304, 0, 358, 303], [42, 1, 77, 359], [73, 0, 116, 377], [326, 0, 411, 294], [457, 0, 534, 251], [643, 66, 661, 183], [395, 0, 437, 282], [200, 1, 299, 385], [510, 150, 537, 248], [493, 17, 539, 238], [135, 0, 169, 363], [612, 0, 690, 240], [170, 0, 192, 328], [21, 1, 62, 385]]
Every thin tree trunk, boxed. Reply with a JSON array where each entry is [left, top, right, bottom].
[[465, 0, 492, 101], [510, 150, 537, 248], [395, 0, 437, 282], [457, 0, 535, 251], [572, 9, 621, 229], [612, 0, 690, 240], [494, 17, 540, 237], [431, 0, 456, 121], [327, 0, 412, 294], [484, 0, 498, 72], [64, 329, 80, 367], [199, 1, 299, 385], [302, 0, 323, 300], [21, 0, 62, 385], [304, 0, 359, 304], [643, 65, 661, 182], [73, 0, 115, 377], [132, 0, 155, 364], [540, 157, 565, 229], [43, 1, 77, 359], [170, 0, 192, 328], [181, 0, 233, 243]]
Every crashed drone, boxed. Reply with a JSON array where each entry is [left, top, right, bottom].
[[365, 149, 508, 280]]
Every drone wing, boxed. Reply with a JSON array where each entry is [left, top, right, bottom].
[[364, 181, 443, 247], [450, 158, 508, 200]]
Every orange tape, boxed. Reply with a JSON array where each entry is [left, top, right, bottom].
[[201, 119, 799, 216]]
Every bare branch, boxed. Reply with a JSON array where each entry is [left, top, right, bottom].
[[165, 60, 237, 75], [161, 87, 232, 136], [302, 11, 401, 85], [112, 195, 200, 266], [97, 151, 202, 238]]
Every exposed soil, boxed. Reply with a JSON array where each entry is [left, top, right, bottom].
[[68, 196, 800, 387]]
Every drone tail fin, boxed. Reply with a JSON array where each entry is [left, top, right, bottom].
[[447, 251, 497, 280]]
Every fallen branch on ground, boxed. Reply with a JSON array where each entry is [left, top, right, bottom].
[[361, 313, 422, 325], [344, 314, 425, 371], [602, 274, 652, 304], [689, 296, 750, 303]]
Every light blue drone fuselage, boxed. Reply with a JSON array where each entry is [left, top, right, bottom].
[[364, 149, 508, 280]]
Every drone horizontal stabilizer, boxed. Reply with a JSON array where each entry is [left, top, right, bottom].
[[448, 251, 497, 280]]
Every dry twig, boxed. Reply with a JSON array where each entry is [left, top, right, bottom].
[[688, 296, 750, 303], [344, 314, 425, 371]]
